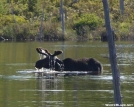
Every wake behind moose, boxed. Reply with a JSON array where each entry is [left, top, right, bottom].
[[35, 47, 103, 75]]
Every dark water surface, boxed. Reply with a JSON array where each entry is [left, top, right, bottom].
[[0, 41, 134, 107]]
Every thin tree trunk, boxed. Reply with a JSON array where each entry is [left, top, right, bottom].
[[102, 0, 122, 106]]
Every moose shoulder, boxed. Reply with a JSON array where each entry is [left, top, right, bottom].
[[35, 47, 103, 75]]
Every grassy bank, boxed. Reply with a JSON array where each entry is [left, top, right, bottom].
[[0, 0, 134, 41]]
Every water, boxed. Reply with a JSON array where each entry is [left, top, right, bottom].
[[0, 41, 134, 107]]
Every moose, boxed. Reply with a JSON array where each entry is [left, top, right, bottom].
[[35, 47, 103, 75]]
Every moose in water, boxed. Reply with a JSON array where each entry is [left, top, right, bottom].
[[35, 47, 103, 75]]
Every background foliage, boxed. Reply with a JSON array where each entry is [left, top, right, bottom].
[[0, 0, 134, 40]]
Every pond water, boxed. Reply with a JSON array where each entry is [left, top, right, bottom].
[[0, 41, 134, 107]]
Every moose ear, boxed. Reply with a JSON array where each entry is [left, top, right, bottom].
[[36, 47, 48, 56], [53, 50, 63, 56]]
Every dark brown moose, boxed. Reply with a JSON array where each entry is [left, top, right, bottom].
[[35, 47, 103, 75]]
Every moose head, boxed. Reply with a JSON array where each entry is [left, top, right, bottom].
[[35, 47, 64, 71]]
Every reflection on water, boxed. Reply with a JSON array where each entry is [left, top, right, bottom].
[[89, 74, 134, 82], [17, 69, 36, 74], [0, 41, 134, 107], [6, 75, 33, 81], [101, 52, 134, 64]]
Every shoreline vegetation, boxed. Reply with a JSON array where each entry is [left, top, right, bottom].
[[0, 0, 134, 41]]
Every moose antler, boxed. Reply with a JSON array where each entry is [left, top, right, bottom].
[[52, 50, 63, 56], [36, 47, 48, 56], [44, 49, 52, 55], [36, 47, 63, 56], [44, 49, 63, 56]]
